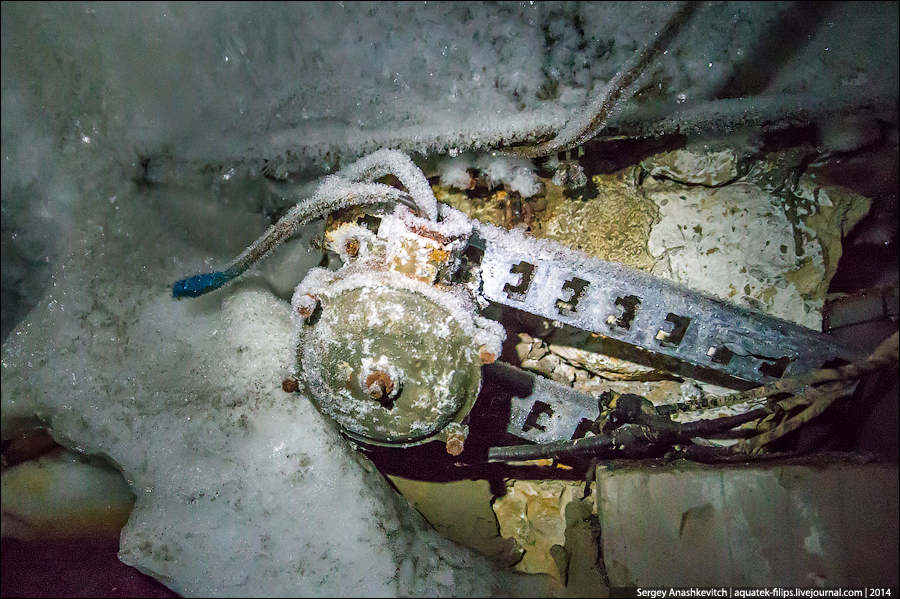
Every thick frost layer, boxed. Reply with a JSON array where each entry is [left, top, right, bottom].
[[2, 3, 895, 592], [4, 2, 895, 187], [437, 154, 543, 198], [0, 185, 551, 597], [3, 2, 896, 337]]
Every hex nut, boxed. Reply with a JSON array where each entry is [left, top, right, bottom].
[[444, 423, 468, 456]]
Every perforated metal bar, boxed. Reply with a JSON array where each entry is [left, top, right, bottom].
[[474, 223, 866, 386]]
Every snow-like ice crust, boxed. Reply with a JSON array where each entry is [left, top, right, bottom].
[[0, 185, 550, 597], [5, 2, 893, 196], [1, 2, 896, 595]]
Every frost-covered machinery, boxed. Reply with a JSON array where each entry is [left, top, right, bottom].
[[173, 150, 888, 461], [290, 205, 503, 452]]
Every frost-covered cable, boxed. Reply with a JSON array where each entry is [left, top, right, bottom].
[[601, 91, 899, 141], [501, 0, 700, 158], [337, 149, 438, 221], [173, 151, 436, 298]]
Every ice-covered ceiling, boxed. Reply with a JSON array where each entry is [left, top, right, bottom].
[[3, 2, 897, 176], [2, 1, 898, 337]]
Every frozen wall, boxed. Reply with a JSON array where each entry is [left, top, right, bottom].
[[1, 2, 898, 596], [3, 2, 897, 338], [4, 2, 896, 179]]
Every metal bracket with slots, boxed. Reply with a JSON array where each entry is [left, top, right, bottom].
[[473, 222, 866, 388]]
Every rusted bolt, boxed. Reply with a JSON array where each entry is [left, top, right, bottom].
[[364, 371, 394, 400], [445, 423, 468, 457], [282, 377, 300, 393], [446, 435, 464, 456], [344, 237, 360, 257], [296, 293, 319, 319], [479, 346, 497, 365]]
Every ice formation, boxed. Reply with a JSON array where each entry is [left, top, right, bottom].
[[2, 2, 897, 596], [437, 154, 543, 198], [0, 184, 555, 597]]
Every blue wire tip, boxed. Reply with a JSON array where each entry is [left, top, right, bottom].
[[172, 271, 230, 298]]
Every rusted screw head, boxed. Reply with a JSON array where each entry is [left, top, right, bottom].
[[364, 371, 394, 400]]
